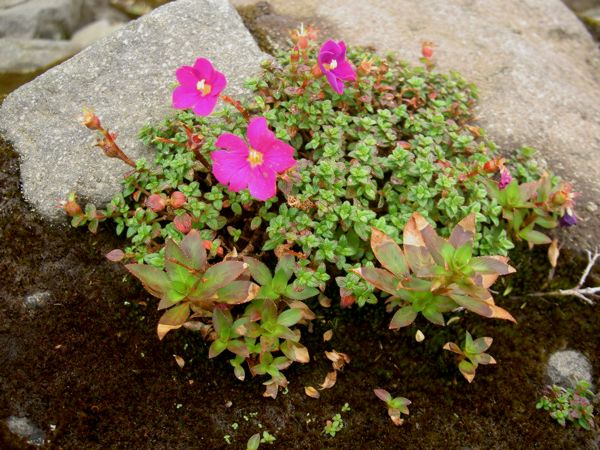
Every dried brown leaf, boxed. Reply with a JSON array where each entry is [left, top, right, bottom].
[[319, 371, 337, 390], [548, 238, 560, 268], [305, 386, 320, 398], [323, 329, 333, 342], [173, 354, 185, 369]]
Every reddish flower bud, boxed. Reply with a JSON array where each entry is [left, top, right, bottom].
[[298, 36, 308, 50], [169, 191, 186, 209], [311, 64, 322, 77], [173, 213, 192, 234], [290, 48, 300, 63], [358, 59, 374, 76], [62, 193, 82, 217], [203, 240, 212, 250], [82, 109, 101, 130], [483, 160, 498, 173], [421, 41, 434, 59], [146, 194, 166, 212]]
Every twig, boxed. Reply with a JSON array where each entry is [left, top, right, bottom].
[[527, 247, 600, 305]]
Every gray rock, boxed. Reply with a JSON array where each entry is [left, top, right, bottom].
[[71, 19, 125, 48], [0, 0, 267, 220], [5, 416, 46, 447], [232, 0, 600, 249], [546, 350, 593, 389], [23, 291, 51, 309], [0, 0, 93, 39], [0, 37, 80, 73]]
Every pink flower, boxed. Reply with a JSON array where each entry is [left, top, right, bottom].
[[211, 117, 296, 201], [172, 58, 226, 116], [318, 40, 356, 94], [498, 169, 512, 190]]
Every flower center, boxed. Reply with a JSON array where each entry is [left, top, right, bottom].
[[196, 79, 212, 96], [327, 59, 338, 70], [247, 147, 264, 167]]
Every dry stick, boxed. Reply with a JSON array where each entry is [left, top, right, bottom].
[[527, 248, 600, 305]]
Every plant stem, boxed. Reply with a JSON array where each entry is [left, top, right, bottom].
[[220, 95, 250, 121]]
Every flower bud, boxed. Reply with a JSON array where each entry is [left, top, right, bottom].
[[174, 213, 192, 234], [483, 160, 498, 173], [290, 48, 300, 63], [559, 212, 577, 227], [421, 41, 434, 59], [146, 194, 166, 212], [82, 110, 101, 130], [311, 64, 322, 77], [62, 193, 82, 217], [169, 191, 186, 209], [358, 59, 373, 76], [298, 36, 308, 50]]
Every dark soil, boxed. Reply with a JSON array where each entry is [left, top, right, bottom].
[[1, 136, 600, 450]]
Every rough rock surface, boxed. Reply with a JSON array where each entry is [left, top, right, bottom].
[[71, 19, 124, 48], [546, 350, 593, 388], [0, 0, 93, 39], [0, 0, 267, 220], [5, 416, 46, 446], [0, 37, 80, 73], [233, 0, 600, 249]]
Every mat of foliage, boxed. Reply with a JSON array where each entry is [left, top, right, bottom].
[[1, 140, 599, 449]]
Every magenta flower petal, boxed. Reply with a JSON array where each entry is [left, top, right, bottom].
[[172, 86, 199, 109], [211, 72, 227, 95], [175, 66, 199, 86], [333, 60, 357, 81], [212, 151, 251, 192], [215, 133, 248, 155], [248, 167, 277, 201], [318, 40, 356, 95], [263, 141, 297, 172], [325, 72, 343, 94], [247, 117, 275, 150], [192, 95, 219, 116], [193, 58, 215, 80]]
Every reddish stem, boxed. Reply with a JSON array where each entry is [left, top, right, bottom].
[[220, 94, 250, 121], [100, 129, 136, 168]]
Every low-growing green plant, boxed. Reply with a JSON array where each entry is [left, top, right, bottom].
[[353, 212, 515, 330], [443, 331, 496, 382], [536, 381, 595, 430], [373, 388, 411, 426], [126, 229, 317, 397], [323, 413, 344, 437], [66, 24, 578, 399]]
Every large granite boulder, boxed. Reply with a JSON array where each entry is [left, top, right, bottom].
[[234, 0, 600, 249], [0, 0, 267, 220], [0, 0, 93, 39]]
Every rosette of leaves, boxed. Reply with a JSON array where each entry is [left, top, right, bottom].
[[126, 230, 258, 339], [373, 389, 411, 426], [443, 331, 496, 382], [536, 381, 595, 430], [353, 212, 516, 330], [486, 172, 563, 246]]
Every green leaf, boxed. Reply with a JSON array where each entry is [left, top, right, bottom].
[[370, 228, 409, 277], [157, 302, 190, 340], [389, 306, 417, 329], [277, 308, 302, 327], [215, 281, 258, 304], [126, 264, 170, 298], [284, 284, 320, 300], [352, 267, 402, 296], [518, 227, 551, 245], [191, 261, 246, 299], [180, 229, 207, 271], [243, 257, 273, 286], [208, 339, 228, 358]]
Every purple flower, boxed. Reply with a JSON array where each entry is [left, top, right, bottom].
[[498, 169, 512, 190], [172, 58, 227, 116], [211, 117, 297, 201], [318, 40, 356, 95], [559, 211, 577, 227]]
